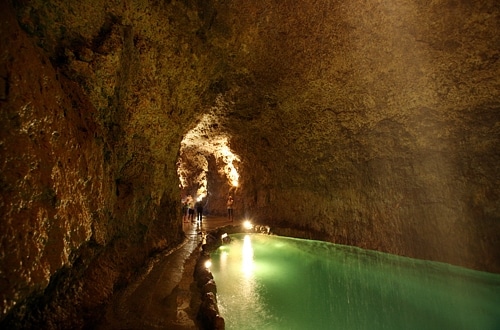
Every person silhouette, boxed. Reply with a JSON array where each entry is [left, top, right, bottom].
[[227, 195, 234, 221], [186, 195, 195, 222], [196, 199, 204, 222]]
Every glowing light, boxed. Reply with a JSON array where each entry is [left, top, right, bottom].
[[242, 235, 254, 277], [204, 259, 212, 269], [221, 233, 228, 239], [243, 220, 253, 230]]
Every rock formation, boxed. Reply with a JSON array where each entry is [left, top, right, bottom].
[[1, 0, 499, 327]]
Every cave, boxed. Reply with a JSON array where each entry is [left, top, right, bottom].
[[1, 0, 499, 328], [178, 110, 241, 216]]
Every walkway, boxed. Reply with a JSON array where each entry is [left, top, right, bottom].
[[97, 216, 235, 329]]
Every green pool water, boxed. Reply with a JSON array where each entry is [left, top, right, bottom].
[[210, 233, 500, 330]]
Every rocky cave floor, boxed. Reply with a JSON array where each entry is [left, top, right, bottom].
[[95, 216, 234, 330]]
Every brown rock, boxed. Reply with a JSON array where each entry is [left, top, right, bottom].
[[1, 0, 499, 328]]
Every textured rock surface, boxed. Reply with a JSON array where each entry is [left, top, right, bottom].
[[1, 0, 499, 327], [1, 0, 215, 327], [208, 0, 500, 273]]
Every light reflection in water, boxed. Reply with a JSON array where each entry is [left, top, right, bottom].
[[211, 234, 275, 328], [241, 235, 254, 277], [219, 250, 228, 269]]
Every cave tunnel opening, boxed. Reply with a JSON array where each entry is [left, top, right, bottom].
[[177, 111, 241, 217]]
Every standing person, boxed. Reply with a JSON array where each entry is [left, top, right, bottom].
[[181, 201, 188, 223], [227, 195, 234, 221], [188, 199, 195, 222], [196, 199, 204, 223], [186, 195, 195, 222]]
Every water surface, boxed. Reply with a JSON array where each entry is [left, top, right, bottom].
[[210, 233, 500, 330]]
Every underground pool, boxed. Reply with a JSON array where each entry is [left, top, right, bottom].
[[209, 233, 500, 330]]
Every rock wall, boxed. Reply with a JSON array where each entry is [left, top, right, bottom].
[[1, 0, 499, 327], [207, 0, 500, 272], [1, 0, 218, 327]]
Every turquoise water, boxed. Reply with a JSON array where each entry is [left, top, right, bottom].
[[210, 233, 500, 330]]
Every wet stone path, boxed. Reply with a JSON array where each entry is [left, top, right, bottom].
[[97, 216, 235, 329]]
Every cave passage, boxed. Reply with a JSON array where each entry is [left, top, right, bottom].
[[177, 108, 241, 216], [1, 0, 499, 328]]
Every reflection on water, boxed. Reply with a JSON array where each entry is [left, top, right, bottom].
[[213, 235, 276, 328], [242, 235, 254, 277], [210, 234, 500, 330]]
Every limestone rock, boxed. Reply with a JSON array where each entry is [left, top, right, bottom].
[[1, 0, 499, 327]]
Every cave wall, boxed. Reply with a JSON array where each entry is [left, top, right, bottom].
[[0, 0, 219, 326], [208, 0, 500, 272], [1, 0, 499, 327]]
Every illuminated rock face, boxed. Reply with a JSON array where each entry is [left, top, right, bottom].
[[1, 0, 499, 327]]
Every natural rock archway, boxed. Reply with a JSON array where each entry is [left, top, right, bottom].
[[1, 0, 499, 327]]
